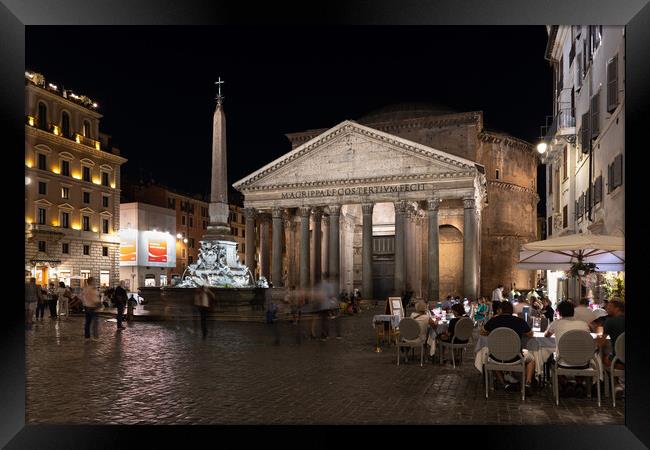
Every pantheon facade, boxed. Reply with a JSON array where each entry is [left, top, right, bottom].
[[234, 104, 539, 301]]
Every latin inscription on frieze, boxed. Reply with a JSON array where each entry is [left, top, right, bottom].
[[280, 183, 427, 200]]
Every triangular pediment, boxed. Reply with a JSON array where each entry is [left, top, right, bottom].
[[234, 120, 480, 191]]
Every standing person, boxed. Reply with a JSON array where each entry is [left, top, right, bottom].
[[127, 293, 137, 322], [491, 284, 505, 303], [194, 285, 215, 339], [47, 282, 58, 320], [82, 277, 101, 340], [35, 284, 47, 321], [113, 281, 128, 331], [25, 277, 41, 328], [57, 282, 71, 319]]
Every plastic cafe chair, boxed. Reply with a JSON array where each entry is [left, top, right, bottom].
[[438, 317, 474, 368], [551, 329, 601, 407], [605, 332, 625, 407], [484, 327, 527, 401], [396, 318, 425, 367]]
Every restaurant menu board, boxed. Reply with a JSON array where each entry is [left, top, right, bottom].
[[387, 297, 404, 319], [147, 239, 168, 263]]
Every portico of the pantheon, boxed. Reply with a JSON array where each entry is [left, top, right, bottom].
[[234, 104, 540, 301]]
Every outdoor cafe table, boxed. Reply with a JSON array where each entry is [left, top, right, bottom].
[[371, 315, 448, 354], [474, 331, 608, 379], [372, 314, 401, 347]]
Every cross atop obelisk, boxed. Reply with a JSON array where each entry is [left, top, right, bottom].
[[215, 77, 225, 105]]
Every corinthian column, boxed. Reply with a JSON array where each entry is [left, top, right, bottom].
[[244, 207, 256, 276], [271, 208, 283, 287], [463, 197, 478, 299], [361, 203, 374, 301], [259, 213, 271, 279], [312, 208, 322, 286], [328, 205, 341, 288], [299, 207, 311, 288], [321, 215, 330, 281], [427, 197, 441, 302], [394, 200, 407, 296]]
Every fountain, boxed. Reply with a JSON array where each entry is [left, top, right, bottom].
[[139, 79, 268, 321]]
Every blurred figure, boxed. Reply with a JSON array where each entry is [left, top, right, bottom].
[[57, 281, 71, 319], [194, 285, 215, 339], [542, 297, 555, 322], [25, 277, 41, 329], [35, 284, 47, 321], [47, 282, 58, 320], [82, 277, 101, 340], [127, 293, 137, 322], [113, 281, 128, 331]]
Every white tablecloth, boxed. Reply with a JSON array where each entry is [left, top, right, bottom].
[[473, 332, 607, 379], [371, 314, 401, 329]]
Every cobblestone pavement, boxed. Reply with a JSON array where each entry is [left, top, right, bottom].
[[26, 307, 624, 425]]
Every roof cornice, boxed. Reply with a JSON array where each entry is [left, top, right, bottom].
[[235, 120, 481, 190]]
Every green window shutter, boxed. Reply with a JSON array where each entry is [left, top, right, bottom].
[[607, 55, 618, 112]]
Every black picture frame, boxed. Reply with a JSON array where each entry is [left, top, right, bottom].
[[2, 0, 648, 447]]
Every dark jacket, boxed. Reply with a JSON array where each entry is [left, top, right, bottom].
[[114, 286, 128, 307]]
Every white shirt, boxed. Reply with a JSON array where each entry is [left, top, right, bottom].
[[513, 302, 527, 315], [546, 317, 590, 359], [406, 312, 431, 344], [573, 306, 597, 325], [491, 288, 504, 302]]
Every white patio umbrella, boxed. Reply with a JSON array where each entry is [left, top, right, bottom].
[[517, 234, 625, 272]]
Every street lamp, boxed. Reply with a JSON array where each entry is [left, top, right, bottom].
[[536, 142, 548, 154]]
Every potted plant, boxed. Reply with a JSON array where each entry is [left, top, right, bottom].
[[568, 261, 597, 278]]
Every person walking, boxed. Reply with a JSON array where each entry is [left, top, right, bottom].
[[82, 277, 101, 340], [194, 285, 215, 339], [127, 293, 136, 322], [25, 277, 41, 329], [35, 284, 47, 321], [113, 281, 128, 330], [47, 282, 58, 320], [57, 281, 71, 319]]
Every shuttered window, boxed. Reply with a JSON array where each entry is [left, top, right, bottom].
[[594, 176, 603, 205], [590, 92, 600, 139], [607, 55, 619, 112], [563, 146, 568, 180], [575, 200, 580, 220], [547, 217, 553, 236], [548, 164, 553, 194], [608, 154, 623, 192], [562, 205, 568, 229], [580, 112, 590, 153], [575, 53, 583, 89]]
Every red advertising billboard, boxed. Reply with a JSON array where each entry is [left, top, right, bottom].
[[148, 239, 168, 263]]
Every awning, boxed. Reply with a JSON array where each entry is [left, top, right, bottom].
[[517, 234, 624, 272]]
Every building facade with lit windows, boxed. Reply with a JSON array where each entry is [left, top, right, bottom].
[[25, 71, 127, 288], [540, 26, 625, 302]]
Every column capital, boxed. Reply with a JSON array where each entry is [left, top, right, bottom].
[[427, 197, 442, 212], [394, 200, 408, 214], [361, 203, 374, 215], [328, 204, 341, 216], [463, 197, 476, 209], [271, 207, 284, 219], [258, 212, 272, 224], [299, 206, 311, 218], [311, 207, 323, 221], [244, 207, 257, 220]]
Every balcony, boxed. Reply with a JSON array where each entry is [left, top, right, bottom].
[[540, 107, 576, 150], [26, 117, 102, 150]]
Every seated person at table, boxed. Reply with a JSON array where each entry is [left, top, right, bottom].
[[545, 300, 590, 346], [542, 297, 555, 322], [474, 297, 488, 322], [597, 299, 625, 370], [439, 303, 469, 344], [481, 301, 536, 393], [573, 297, 597, 330], [545, 300, 592, 396], [441, 295, 453, 311], [402, 301, 437, 349]]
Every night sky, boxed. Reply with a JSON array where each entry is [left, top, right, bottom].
[[26, 26, 551, 208]]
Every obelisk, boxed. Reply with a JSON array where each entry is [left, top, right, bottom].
[[204, 77, 235, 242]]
